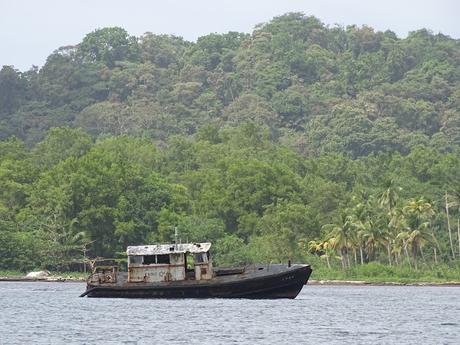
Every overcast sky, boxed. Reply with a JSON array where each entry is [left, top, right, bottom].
[[1, 0, 458, 71]]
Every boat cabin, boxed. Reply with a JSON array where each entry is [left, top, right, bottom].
[[126, 243, 213, 283]]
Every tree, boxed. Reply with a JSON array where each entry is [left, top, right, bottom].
[[222, 94, 279, 128], [78, 27, 139, 67], [323, 212, 355, 268], [140, 33, 189, 68], [402, 197, 435, 268], [395, 231, 412, 267], [445, 191, 456, 259], [75, 101, 128, 135], [307, 239, 332, 268], [271, 85, 311, 129], [379, 179, 402, 265], [31, 127, 92, 169], [0, 66, 27, 116]]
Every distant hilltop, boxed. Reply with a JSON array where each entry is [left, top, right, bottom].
[[1, 13, 459, 156]]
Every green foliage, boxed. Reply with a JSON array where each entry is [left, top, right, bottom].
[[0, 125, 458, 276], [1, 14, 460, 157], [1, 14, 460, 279], [311, 261, 460, 283], [213, 234, 248, 266], [0, 66, 28, 116], [31, 127, 92, 169], [78, 27, 139, 67], [0, 228, 43, 272]]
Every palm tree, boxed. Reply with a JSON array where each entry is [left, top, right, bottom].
[[360, 219, 385, 262], [351, 201, 370, 265], [383, 228, 394, 266], [391, 238, 402, 265], [447, 190, 460, 257], [388, 206, 407, 265], [321, 240, 333, 269], [405, 226, 433, 270], [402, 198, 435, 269], [379, 179, 402, 265], [403, 197, 435, 223], [307, 240, 323, 254], [308, 239, 333, 269], [379, 179, 401, 211], [322, 212, 355, 269], [458, 218, 460, 260], [395, 231, 412, 268], [355, 226, 367, 264], [444, 191, 456, 259]]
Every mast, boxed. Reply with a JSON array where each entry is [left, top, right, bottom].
[[174, 226, 178, 249]]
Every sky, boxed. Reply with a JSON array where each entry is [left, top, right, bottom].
[[1, 0, 459, 71]]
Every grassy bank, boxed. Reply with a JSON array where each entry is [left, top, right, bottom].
[[2, 262, 460, 285], [308, 260, 460, 284], [0, 270, 23, 277], [0, 270, 87, 281]]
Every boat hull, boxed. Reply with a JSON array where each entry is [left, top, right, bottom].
[[82, 264, 312, 299]]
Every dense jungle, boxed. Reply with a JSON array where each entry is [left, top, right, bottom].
[[1, 13, 460, 280]]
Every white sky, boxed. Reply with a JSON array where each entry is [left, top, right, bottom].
[[0, 0, 458, 71]]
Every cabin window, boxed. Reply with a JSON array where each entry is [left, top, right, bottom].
[[170, 253, 183, 264], [194, 253, 206, 263], [156, 254, 170, 264], [129, 256, 142, 265], [143, 255, 156, 265]]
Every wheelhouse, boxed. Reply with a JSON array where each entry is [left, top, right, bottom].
[[126, 243, 213, 283]]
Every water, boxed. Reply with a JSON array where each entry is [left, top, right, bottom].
[[0, 282, 459, 345]]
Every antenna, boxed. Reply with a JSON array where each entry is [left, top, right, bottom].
[[174, 226, 178, 248]]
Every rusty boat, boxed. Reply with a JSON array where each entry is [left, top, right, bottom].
[[80, 242, 312, 299]]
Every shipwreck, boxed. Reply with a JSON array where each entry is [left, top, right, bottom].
[[80, 242, 312, 299]]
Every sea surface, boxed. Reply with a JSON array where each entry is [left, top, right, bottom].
[[0, 282, 459, 344]]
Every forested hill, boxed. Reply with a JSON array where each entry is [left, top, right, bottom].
[[1, 13, 460, 156], [2, 13, 460, 274]]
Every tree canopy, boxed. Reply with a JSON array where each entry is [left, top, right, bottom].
[[1, 14, 460, 273]]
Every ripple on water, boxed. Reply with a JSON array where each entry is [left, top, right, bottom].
[[0, 282, 460, 344]]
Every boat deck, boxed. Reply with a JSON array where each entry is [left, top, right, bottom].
[[93, 264, 307, 288], [82, 263, 312, 298]]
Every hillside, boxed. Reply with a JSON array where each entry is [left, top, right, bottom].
[[1, 13, 460, 275], [1, 13, 460, 155]]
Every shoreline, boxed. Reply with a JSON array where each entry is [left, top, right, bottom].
[[1, 276, 460, 286], [0, 276, 86, 283], [308, 279, 460, 286]]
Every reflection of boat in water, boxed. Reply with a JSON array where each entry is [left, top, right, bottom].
[[80, 242, 312, 299]]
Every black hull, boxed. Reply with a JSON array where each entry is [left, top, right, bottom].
[[82, 264, 312, 299]]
